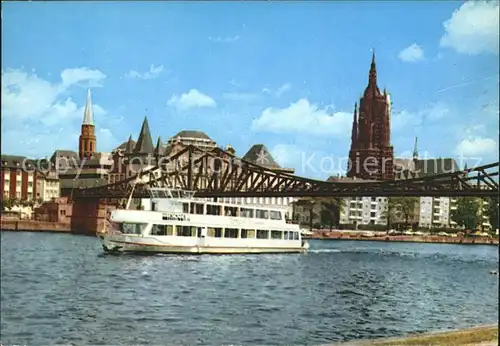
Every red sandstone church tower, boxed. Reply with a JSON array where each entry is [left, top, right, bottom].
[[78, 89, 97, 160], [346, 52, 394, 180]]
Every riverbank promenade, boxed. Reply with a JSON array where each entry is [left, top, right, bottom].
[[307, 230, 499, 245], [338, 324, 498, 345]]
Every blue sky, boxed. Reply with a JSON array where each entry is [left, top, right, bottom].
[[2, 1, 499, 179]]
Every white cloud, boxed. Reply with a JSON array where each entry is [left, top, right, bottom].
[[125, 64, 164, 80], [208, 36, 240, 43], [422, 102, 449, 121], [61, 67, 107, 87], [167, 89, 216, 111], [391, 103, 449, 132], [398, 43, 425, 62], [262, 83, 291, 97], [455, 137, 498, 157], [440, 1, 499, 55], [1, 67, 120, 157], [252, 98, 351, 136], [271, 144, 301, 168]]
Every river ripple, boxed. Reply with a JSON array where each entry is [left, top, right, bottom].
[[1, 232, 498, 345]]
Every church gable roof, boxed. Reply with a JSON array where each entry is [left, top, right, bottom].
[[242, 144, 281, 169], [133, 117, 154, 154]]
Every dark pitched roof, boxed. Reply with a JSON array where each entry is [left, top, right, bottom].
[[1, 155, 28, 169], [134, 117, 154, 154], [172, 130, 212, 141], [114, 138, 136, 152], [50, 150, 80, 169], [242, 144, 281, 169], [395, 158, 459, 180], [154, 136, 164, 156]]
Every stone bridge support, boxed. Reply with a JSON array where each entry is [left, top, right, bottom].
[[71, 198, 118, 235]]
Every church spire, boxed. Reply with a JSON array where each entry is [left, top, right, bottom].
[[125, 135, 134, 154], [413, 136, 418, 160], [133, 116, 154, 154], [369, 48, 377, 85], [154, 136, 163, 159], [83, 88, 94, 125], [351, 103, 358, 147]]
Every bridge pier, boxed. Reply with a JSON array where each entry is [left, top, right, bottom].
[[71, 198, 117, 235]]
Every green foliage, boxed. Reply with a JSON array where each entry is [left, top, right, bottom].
[[483, 197, 499, 231], [1, 197, 39, 211], [338, 223, 356, 230], [382, 197, 419, 229], [358, 224, 387, 231], [451, 197, 480, 229], [319, 197, 344, 230]]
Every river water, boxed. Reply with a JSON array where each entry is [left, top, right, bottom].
[[1, 232, 498, 345]]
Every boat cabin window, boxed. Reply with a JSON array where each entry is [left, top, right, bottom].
[[270, 211, 282, 220], [294, 232, 299, 240], [178, 226, 195, 237], [256, 230, 269, 239], [224, 206, 238, 216], [151, 224, 174, 236], [271, 230, 282, 240], [206, 204, 221, 216], [115, 222, 147, 235], [182, 203, 189, 213], [206, 227, 222, 237], [240, 208, 254, 218], [241, 229, 256, 239], [256, 209, 269, 219], [190, 203, 204, 215], [224, 228, 238, 238]]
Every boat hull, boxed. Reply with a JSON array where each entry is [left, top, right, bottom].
[[98, 234, 308, 254]]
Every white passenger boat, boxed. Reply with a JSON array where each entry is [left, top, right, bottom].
[[97, 186, 309, 254]]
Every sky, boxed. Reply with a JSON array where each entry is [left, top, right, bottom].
[[2, 1, 499, 180]]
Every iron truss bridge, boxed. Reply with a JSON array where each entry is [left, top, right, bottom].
[[73, 145, 499, 199]]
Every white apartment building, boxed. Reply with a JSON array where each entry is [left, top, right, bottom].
[[36, 171, 60, 201], [418, 197, 453, 228], [340, 196, 388, 226]]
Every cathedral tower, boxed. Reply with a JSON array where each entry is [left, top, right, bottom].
[[347, 52, 394, 180], [78, 89, 97, 160]]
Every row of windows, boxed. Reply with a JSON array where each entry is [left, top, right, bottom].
[[182, 202, 283, 220], [147, 224, 300, 240]]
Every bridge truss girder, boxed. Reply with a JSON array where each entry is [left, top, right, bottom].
[[73, 145, 500, 199]]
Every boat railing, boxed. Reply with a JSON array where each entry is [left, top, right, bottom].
[[146, 187, 197, 200]]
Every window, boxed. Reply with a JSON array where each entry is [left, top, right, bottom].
[[206, 204, 221, 216], [214, 227, 222, 238], [183, 203, 189, 213], [257, 230, 269, 239], [256, 209, 269, 219], [271, 230, 282, 239], [190, 203, 204, 214], [178, 226, 194, 237], [224, 206, 237, 216], [224, 228, 238, 238], [370, 212, 376, 218], [293, 232, 299, 240], [241, 229, 255, 238], [152, 224, 174, 236], [116, 222, 147, 235], [241, 208, 254, 218], [270, 211, 282, 220]]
